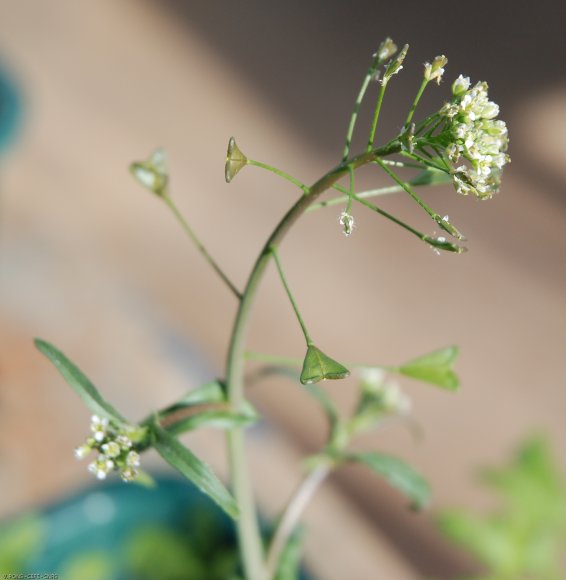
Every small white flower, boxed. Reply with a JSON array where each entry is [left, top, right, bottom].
[[88, 455, 114, 480], [126, 451, 141, 467], [120, 467, 139, 482], [101, 441, 121, 458], [452, 74, 470, 96], [90, 415, 108, 443], [339, 211, 355, 237], [358, 367, 387, 393], [116, 434, 133, 450], [74, 444, 92, 460]]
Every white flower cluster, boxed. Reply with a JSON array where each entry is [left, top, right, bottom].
[[359, 368, 412, 415], [75, 415, 141, 482], [440, 75, 510, 199]]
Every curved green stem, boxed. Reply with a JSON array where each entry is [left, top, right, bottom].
[[247, 159, 308, 192], [224, 140, 401, 580], [163, 195, 242, 299]]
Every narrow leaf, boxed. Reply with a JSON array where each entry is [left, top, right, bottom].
[[152, 423, 239, 519], [34, 338, 127, 424], [398, 346, 460, 391], [347, 451, 430, 509], [166, 408, 257, 436], [300, 345, 350, 385]]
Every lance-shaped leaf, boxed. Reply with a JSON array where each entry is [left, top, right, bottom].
[[165, 407, 258, 436], [152, 423, 238, 519], [225, 137, 248, 183], [346, 451, 430, 509], [130, 148, 168, 197], [397, 345, 460, 391], [300, 345, 350, 385], [34, 338, 127, 424], [151, 380, 258, 436]]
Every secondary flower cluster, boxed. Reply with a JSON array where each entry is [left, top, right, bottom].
[[75, 415, 141, 482], [440, 75, 510, 199]]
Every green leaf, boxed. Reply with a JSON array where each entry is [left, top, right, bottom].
[[346, 451, 430, 509], [300, 345, 350, 385], [437, 436, 566, 578], [130, 148, 168, 197], [397, 345, 460, 391], [166, 408, 257, 436], [409, 168, 452, 186], [152, 423, 239, 519], [174, 381, 227, 406], [34, 338, 127, 424]]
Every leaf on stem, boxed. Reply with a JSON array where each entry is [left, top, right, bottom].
[[165, 408, 258, 436], [225, 137, 248, 183], [346, 451, 430, 509], [152, 423, 239, 519], [300, 345, 350, 385], [34, 338, 128, 424], [156, 380, 258, 435], [130, 148, 168, 197], [397, 346, 460, 391]]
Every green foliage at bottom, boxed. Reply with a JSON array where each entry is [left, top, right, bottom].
[[438, 436, 566, 580]]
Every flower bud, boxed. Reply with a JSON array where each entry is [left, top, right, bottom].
[[130, 148, 169, 197], [424, 55, 448, 85], [452, 74, 470, 97], [381, 44, 409, 86]]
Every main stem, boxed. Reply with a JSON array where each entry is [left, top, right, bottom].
[[225, 141, 400, 580]]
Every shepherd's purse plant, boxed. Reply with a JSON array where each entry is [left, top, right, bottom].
[[35, 38, 509, 580]]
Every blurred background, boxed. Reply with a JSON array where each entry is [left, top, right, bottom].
[[1, 0, 565, 578]]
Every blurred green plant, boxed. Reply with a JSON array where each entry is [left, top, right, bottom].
[[438, 437, 566, 579]]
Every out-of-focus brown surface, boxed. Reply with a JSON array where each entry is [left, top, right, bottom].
[[1, 1, 565, 578]]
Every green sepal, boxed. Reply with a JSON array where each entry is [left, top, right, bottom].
[[300, 345, 350, 385], [346, 451, 430, 509], [34, 338, 128, 425], [225, 137, 248, 183], [151, 422, 239, 519], [397, 345, 460, 391], [130, 148, 168, 197]]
